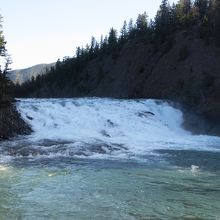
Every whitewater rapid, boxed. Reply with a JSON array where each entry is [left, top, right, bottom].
[[1, 98, 220, 162]]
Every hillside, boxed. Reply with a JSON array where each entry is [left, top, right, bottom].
[[8, 63, 55, 84], [15, 0, 220, 135], [15, 29, 220, 133]]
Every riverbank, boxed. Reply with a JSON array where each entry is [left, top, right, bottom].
[[0, 102, 32, 140]]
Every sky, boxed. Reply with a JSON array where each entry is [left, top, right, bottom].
[[0, 0, 177, 70]]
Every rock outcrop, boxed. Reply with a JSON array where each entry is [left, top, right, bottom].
[[0, 102, 31, 140]]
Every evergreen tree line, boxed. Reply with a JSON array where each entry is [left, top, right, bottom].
[[15, 0, 220, 97]]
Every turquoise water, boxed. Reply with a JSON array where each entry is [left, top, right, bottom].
[[0, 150, 220, 219], [1, 98, 220, 219]]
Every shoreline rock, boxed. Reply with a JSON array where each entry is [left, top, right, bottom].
[[0, 102, 32, 140]]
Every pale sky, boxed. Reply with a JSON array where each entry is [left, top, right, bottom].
[[0, 0, 177, 70]]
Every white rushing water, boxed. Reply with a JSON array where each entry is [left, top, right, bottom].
[[2, 98, 215, 162]]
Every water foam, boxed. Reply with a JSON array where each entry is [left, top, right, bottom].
[[1, 98, 220, 162]]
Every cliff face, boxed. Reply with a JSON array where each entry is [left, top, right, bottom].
[[21, 29, 220, 135]]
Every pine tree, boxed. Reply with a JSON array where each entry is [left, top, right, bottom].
[[108, 28, 118, 48], [213, 0, 220, 45], [182, 0, 192, 15], [176, 0, 194, 27], [136, 12, 148, 34], [76, 46, 81, 58], [90, 36, 96, 54], [0, 15, 12, 103], [155, 0, 172, 40], [120, 21, 128, 40], [100, 35, 104, 48], [128, 18, 135, 38], [0, 15, 6, 67], [194, 0, 208, 21]]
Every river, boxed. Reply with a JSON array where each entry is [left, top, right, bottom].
[[0, 98, 220, 219]]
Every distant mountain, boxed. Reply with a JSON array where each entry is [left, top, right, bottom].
[[7, 63, 55, 84]]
